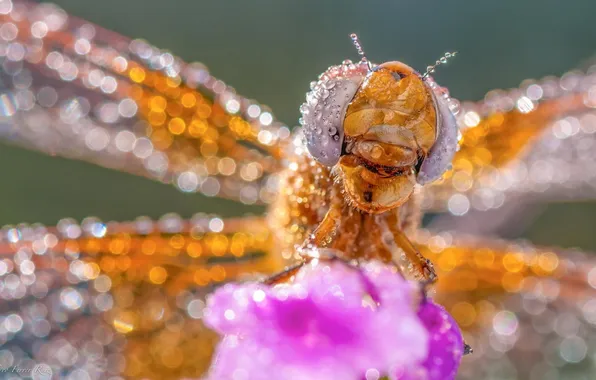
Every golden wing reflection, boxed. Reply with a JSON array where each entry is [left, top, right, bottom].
[[424, 71, 596, 215], [417, 230, 596, 379], [2, 214, 594, 379], [0, 214, 282, 379], [0, 0, 289, 205]]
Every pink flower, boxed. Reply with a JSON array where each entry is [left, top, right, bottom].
[[399, 301, 464, 380], [203, 259, 461, 380]]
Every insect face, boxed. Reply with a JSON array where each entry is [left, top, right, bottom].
[[339, 61, 438, 213], [301, 58, 459, 214]]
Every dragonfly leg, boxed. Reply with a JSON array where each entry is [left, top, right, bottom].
[[300, 198, 344, 249], [385, 210, 437, 282], [263, 261, 308, 285], [263, 248, 354, 285]]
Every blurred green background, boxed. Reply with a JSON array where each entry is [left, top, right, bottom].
[[1, 0, 595, 249]]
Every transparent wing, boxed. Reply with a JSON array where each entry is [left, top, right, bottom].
[[4, 216, 595, 379], [0, 213, 282, 379], [424, 68, 596, 214], [416, 230, 596, 379], [0, 0, 290, 205]]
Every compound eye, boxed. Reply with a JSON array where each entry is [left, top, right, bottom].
[[416, 87, 459, 184], [301, 62, 367, 166], [301, 77, 347, 166]]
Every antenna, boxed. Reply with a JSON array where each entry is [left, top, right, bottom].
[[422, 51, 458, 79], [349, 33, 372, 70]]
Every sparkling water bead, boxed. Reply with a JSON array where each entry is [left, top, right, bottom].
[[404, 300, 464, 380]]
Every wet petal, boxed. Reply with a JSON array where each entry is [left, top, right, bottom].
[[204, 260, 432, 380]]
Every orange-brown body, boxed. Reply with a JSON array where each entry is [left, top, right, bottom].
[[268, 61, 439, 280], [268, 150, 423, 269]]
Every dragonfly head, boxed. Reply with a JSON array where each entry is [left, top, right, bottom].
[[300, 37, 459, 213]]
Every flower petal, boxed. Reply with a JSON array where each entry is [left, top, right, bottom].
[[204, 282, 269, 335], [205, 260, 432, 380], [401, 301, 463, 380]]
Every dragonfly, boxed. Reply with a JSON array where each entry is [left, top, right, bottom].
[[0, 1, 595, 379]]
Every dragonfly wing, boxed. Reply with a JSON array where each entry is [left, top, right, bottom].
[[416, 230, 596, 379], [0, 1, 290, 205], [0, 213, 281, 378], [424, 70, 596, 213]]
